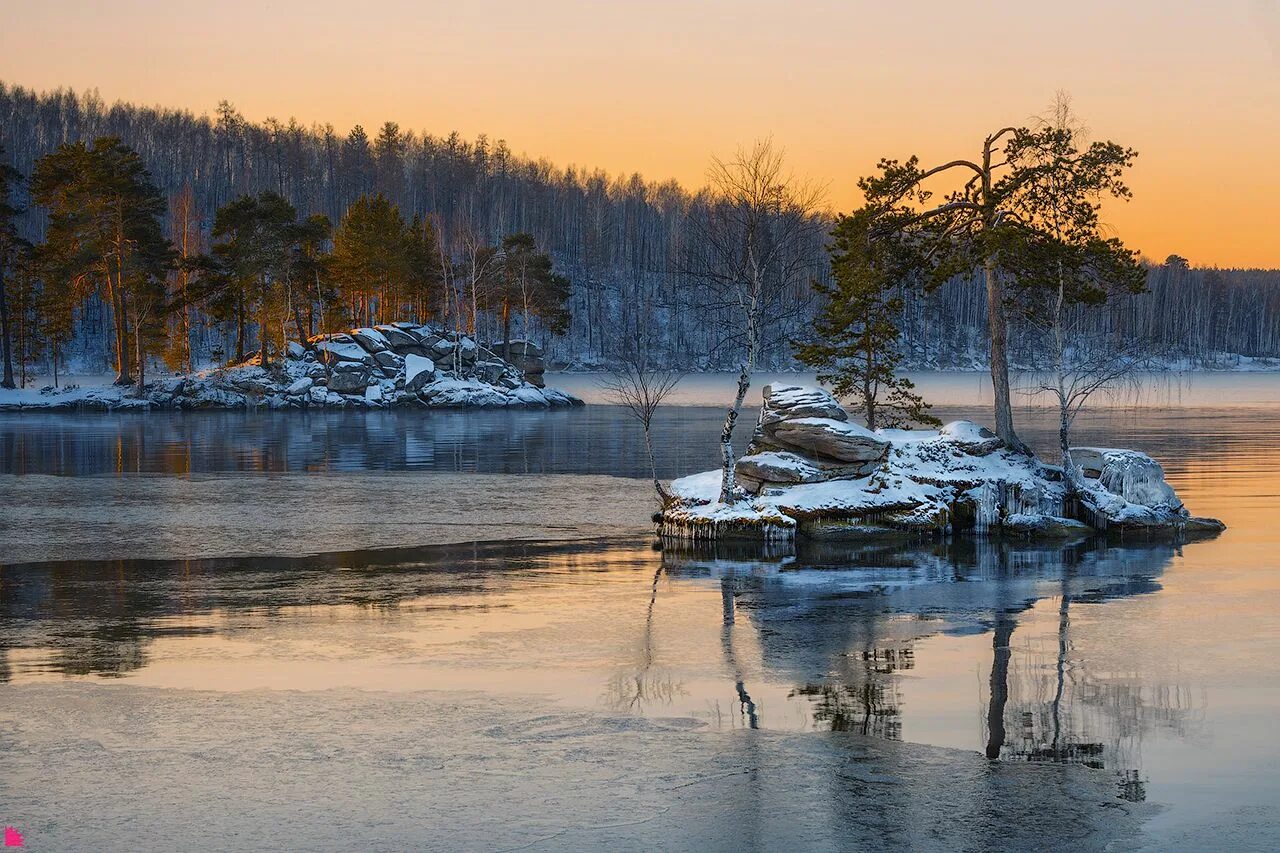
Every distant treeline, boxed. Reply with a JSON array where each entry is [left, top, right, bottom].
[[2, 82, 1277, 374]]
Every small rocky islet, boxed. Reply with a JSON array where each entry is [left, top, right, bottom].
[[0, 324, 583, 412], [659, 383, 1225, 544]]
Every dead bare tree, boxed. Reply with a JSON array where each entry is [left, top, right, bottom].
[[599, 354, 683, 505], [683, 139, 825, 504]]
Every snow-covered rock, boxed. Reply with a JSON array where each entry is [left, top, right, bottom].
[[404, 354, 436, 392], [661, 384, 1223, 545], [1072, 448, 1181, 510], [350, 327, 390, 353], [0, 322, 582, 413], [760, 383, 848, 424], [767, 417, 890, 463], [939, 420, 1004, 456], [735, 451, 825, 487]]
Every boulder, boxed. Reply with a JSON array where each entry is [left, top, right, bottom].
[[1072, 447, 1181, 509], [760, 384, 848, 425], [430, 338, 457, 360], [1002, 514, 1093, 538], [735, 451, 826, 489], [286, 341, 307, 360], [475, 360, 505, 384], [373, 350, 405, 372], [404, 354, 437, 393], [940, 421, 1004, 456], [508, 385, 550, 407], [327, 364, 372, 394], [285, 377, 313, 396], [766, 417, 890, 463], [350, 327, 390, 353], [309, 334, 375, 367], [374, 325, 424, 353]]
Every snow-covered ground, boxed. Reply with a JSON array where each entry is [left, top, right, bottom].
[[0, 324, 581, 412], [660, 384, 1223, 544]]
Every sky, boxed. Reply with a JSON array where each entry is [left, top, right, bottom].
[[3, 0, 1278, 267]]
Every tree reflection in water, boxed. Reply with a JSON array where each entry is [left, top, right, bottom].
[[1, 531, 1216, 804], [661, 532, 1216, 799]]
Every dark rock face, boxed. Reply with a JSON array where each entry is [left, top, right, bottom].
[[326, 364, 372, 394], [500, 340, 546, 388]]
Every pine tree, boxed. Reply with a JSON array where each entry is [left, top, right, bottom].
[[492, 233, 571, 361], [30, 137, 174, 389], [404, 214, 443, 323], [210, 192, 301, 369], [796, 209, 939, 430], [331, 194, 409, 326]]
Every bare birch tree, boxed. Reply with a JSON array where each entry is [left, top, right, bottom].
[[685, 140, 824, 504]]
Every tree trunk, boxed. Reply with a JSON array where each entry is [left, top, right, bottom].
[[643, 425, 670, 505], [501, 300, 511, 363], [133, 306, 146, 395], [116, 284, 133, 386], [719, 294, 759, 505], [258, 279, 271, 369], [235, 292, 246, 363], [984, 260, 1027, 453], [0, 268, 14, 389]]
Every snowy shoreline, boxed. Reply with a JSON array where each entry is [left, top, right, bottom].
[[659, 384, 1225, 546], [0, 323, 583, 413]]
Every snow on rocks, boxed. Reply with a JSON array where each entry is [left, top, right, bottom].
[[660, 384, 1224, 545], [759, 383, 849, 424], [939, 420, 1004, 455], [767, 417, 890, 463], [0, 322, 583, 413]]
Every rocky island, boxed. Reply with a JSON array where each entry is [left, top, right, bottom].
[[0, 325, 582, 412], [659, 384, 1225, 544]]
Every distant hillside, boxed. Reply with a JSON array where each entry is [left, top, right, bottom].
[[2, 82, 1278, 374]]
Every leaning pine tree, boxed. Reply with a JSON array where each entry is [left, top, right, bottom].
[[795, 208, 939, 431]]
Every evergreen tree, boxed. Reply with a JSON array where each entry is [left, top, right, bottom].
[[492, 232, 571, 360], [404, 214, 443, 323], [858, 119, 1138, 452], [796, 209, 939, 430], [7, 251, 43, 387], [210, 192, 301, 369], [0, 141, 25, 389], [331, 194, 409, 326], [295, 213, 337, 335], [30, 137, 173, 388]]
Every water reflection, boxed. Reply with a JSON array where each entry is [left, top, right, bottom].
[[662, 536, 1205, 800], [0, 531, 1216, 806]]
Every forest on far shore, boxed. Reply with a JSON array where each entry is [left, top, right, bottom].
[[1, 82, 1279, 382]]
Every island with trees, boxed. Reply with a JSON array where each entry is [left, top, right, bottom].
[[656, 97, 1224, 544]]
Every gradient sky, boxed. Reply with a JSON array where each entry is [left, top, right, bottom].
[[3, 0, 1278, 266]]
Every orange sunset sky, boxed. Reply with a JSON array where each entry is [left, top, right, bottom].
[[3, 0, 1278, 267]]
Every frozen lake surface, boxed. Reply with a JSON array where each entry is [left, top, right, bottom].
[[0, 373, 1278, 850]]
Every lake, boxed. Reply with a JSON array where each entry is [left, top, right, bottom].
[[0, 372, 1277, 851]]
